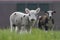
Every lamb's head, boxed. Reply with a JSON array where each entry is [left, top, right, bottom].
[[45, 10, 56, 18], [25, 8, 40, 22]]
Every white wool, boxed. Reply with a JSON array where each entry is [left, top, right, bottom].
[[47, 11, 53, 17]]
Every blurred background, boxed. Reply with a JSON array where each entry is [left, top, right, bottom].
[[0, 0, 60, 30]]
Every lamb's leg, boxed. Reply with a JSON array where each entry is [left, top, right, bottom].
[[26, 25, 31, 33], [10, 21, 13, 32], [20, 26, 27, 34], [29, 27, 32, 34], [42, 25, 45, 31], [10, 23, 13, 32], [51, 19, 54, 31], [51, 24, 54, 31], [15, 26, 18, 32]]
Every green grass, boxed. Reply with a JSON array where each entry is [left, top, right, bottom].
[[0, 28, 60, 40]]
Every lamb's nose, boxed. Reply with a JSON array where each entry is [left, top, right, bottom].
[[50, 16, 52, 19], [31, 19, 35, 21]]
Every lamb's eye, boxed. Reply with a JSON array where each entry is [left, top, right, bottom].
[[52, 13, 53, 15], [29, 14, 30, 16]]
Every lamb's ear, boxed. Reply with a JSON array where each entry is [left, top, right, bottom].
[[25, 8, 30, 14], [36, 8, 40, 13], [14, 13, 16, 15], [44, 11, 47, 13]]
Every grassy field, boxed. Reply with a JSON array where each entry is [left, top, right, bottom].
[[0, 28, 60, 40]]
